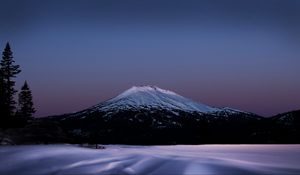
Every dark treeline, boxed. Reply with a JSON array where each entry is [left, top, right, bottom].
[[19, 108, 299, 145], [0, 42, 35, 129]]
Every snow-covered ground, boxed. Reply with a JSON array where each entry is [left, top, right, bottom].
[[0, 145, 300, 175]]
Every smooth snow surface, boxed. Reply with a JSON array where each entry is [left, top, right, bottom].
[[1, 145, 300, 175], [94, 86, 221, 113]]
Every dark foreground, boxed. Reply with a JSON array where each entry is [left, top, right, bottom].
[[0, 145, 299, 175]]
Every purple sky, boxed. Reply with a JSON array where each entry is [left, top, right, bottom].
[[1, 0, 300, 117]]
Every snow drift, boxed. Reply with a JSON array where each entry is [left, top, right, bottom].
[[0, 145, 299, 175]]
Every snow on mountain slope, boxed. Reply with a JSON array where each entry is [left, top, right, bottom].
[[217, 107, 252, 115], [89, 86, 222, 113]]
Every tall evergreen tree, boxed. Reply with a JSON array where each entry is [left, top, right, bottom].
[[0, 42, 21, 117], [18, 81, 36, 119]]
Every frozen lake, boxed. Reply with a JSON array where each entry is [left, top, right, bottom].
[[0, 145, 300, 175]]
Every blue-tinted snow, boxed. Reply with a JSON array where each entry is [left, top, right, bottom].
[[94, 86, 221, 113], [0, 144, 299, 175]]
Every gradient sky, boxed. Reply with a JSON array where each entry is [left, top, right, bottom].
[[1, 0, 300, 117]]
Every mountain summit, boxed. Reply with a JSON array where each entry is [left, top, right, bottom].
[[89, 86, 221, 113], [70, 85, 251, 119]]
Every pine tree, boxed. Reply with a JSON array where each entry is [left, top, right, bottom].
[[0, 42, 21, 118], [18, 81, 36, 119]]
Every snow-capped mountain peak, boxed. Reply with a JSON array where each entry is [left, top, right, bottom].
[[93, 85, 221, 113], [113, 85, 178, 101]]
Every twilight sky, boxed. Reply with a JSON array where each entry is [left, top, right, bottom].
[[1, 0, 300, 117]]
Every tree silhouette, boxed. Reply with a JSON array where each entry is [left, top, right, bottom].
[[0, 42, 21, 118], [18, 81, 36, 119]]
